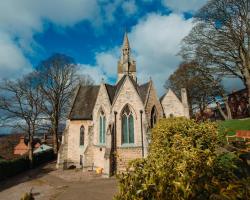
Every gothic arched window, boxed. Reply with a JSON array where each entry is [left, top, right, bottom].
[[121, 105, 134, 144], [80, 125, 84, 146], [99, 110, 106, 144], [150, 106, 157, 128]]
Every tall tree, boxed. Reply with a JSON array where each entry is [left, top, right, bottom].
[[36, 54, 78, 154], [36, 54, 94, 153], [0, 73, 43, 166], [180, 0, 250, 113], [165, 62, 224, 117]]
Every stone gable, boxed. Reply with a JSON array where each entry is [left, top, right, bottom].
[[161, 89, 186, 118]]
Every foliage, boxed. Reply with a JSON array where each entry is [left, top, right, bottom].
[[115, 118, 250, 200], [0, 149, 55, 181], [0, 156, 29, 181], [218, 119, 250, 136], [165, 62, 224, 117]]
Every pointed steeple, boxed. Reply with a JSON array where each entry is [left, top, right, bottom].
[[122, 32, 130, 50], [117, 32, 137, 82], [122, 32, 131, 61]]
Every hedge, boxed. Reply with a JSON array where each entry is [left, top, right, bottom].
[[0, 149, 55, 181]]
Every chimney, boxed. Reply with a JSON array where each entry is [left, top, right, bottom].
[[181, 88, 190, 119]]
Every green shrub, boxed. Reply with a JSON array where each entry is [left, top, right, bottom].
[[115, 117, 250, 200]]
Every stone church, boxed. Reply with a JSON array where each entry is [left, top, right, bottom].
[[57, 33, 189, 177]]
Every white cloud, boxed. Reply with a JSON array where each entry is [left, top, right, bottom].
[[77, 13, 193, 96], [77, 64, 105, 84], [162, 0, 208, 13], [77, 48, 120, 83], [0, 31, 32, 79], [129, 13, 193, 95], [0, 0, 101, 80]]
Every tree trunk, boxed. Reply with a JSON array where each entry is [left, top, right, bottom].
[[53, 129, 58, 154], [28, 133, 33, 168], [246, 79, 250, 116], [52, 117, 59, 154], [223, 95, 232, 120], [216, 102, 228, 120]]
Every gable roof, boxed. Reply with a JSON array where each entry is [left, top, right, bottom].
[[111, 75, 151, 105], [68, 75, 152, 120], [160, 89, 182, 103], [105, 84, 116, 103], [69, 85, 100, 120], [138, 81, 151, 104]]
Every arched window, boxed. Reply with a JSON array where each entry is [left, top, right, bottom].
[[99, 110, 106, 144], [80, 125, 84, 146], [150, 106, 157, 128], [121, 105, 134, 144]]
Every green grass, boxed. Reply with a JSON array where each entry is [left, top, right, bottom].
[[218, 118, 250, 136]]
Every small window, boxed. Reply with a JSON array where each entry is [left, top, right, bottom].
[[80, 125, 84, 146], [99, 110, 106, 144]]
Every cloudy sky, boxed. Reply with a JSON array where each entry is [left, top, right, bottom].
[[0, 0, 242, 96]]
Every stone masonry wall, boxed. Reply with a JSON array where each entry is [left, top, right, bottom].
[[116, 147, 142, 171], [92, 84, 112, 169], [161, 90, 186, 118], [145, 81, 164, 124]]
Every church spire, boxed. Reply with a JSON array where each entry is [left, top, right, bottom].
[[117, 32, 137, 82], [122, 32, 130, 50]]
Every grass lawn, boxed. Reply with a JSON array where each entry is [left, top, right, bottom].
[[218, 118, 250, 136]]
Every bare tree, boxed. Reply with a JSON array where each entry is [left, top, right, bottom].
[[0, 72, 43, 167], [36, 54, 78, 154], [180, 0, 250, 113], [36, 54, 94, 154]]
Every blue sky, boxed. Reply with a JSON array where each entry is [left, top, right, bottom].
[[0, 0, 243, 95]]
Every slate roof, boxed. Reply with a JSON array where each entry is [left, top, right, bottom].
[[69, 75, 151, 120], [138, 82, 151, 104], [69, 85, 100, 120]]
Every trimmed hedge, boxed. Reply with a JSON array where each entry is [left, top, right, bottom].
[[0, 149, 55, 181]]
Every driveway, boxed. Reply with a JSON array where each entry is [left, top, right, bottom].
[[0, 161, 117, 200]]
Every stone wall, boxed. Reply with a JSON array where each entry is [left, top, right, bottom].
[[112, 77, 146, 148], [144, 81, 164, 125], [66, 120, 93, 168], [116, 147, 142, 171], [92, 83, 112, 170], [161, 89, 186, 118]]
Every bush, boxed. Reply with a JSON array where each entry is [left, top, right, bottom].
[[0, 156, 29, 180], [115, 118, 250, 200], [0, 149, 55, 181]]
